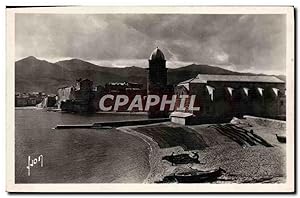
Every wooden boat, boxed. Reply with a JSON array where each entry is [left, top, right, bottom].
[[276, 134, 286, 143], [174, 168, 225, 183], [162, 153, 200, 164]]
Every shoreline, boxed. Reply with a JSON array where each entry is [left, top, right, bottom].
[[117, 126, 162, 183], [118, 123, 203, 183]]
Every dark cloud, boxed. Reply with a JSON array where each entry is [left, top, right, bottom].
[[15, 14, 286, 74]]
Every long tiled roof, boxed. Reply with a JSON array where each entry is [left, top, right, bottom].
[[189, 74, 284, 84]]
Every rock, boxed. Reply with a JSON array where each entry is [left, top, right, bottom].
[[230, 117, 242, 125]]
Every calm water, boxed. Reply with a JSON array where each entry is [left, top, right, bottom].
[[15, 109, 150, 183]]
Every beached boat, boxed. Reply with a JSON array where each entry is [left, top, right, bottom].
[[276, 134, 286, 143], [174, 167, 225, 183], [162, 153, 200, 164]]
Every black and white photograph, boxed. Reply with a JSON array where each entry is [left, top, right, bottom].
[[6, 6, 295, 193]]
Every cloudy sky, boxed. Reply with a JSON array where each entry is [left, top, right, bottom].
[[16, 14, 286, 74]]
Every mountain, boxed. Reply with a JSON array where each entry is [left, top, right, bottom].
[[15, 57, 147, 93], [55, 59, 147, 86], [15, 56, 74, 93], [55, 59, 148, 88], [15, 56, 285, 94]]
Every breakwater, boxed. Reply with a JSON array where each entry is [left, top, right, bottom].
[[55, 118, 170, 129]]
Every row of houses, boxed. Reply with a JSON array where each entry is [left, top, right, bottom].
[[15, 92, 46, 107], [15, 92, 57, 108], [56, 79, 145, 113], [15, 79, 146, 112]]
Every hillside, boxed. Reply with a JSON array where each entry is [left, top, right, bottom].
[[15, 56, 285, 94], [15, 56, 74, 94], [56, 59, 147, 87]]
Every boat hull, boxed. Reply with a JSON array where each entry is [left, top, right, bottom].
[[174, 168, 224, 183]]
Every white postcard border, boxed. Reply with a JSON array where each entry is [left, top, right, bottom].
[[6, 6, 295, 193]]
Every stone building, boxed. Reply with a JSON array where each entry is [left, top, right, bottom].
[[36, 94, 57, 108], [57, 79, 95, 113], [147, 47, 173, 118], [95, 81, 146, 112], [173, 74, 286, 124], [57, 86, 75, 109]]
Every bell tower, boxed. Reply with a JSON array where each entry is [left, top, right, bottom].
[[147, 47, 169, 118], [147, 47, 168, 93]]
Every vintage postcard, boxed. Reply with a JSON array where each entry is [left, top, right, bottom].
[[6, 6, 295, 193]]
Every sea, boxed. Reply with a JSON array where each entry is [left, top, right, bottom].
[[15, 108, 150, 183]]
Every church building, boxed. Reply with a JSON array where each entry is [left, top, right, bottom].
[[173, 74, 286, 124]]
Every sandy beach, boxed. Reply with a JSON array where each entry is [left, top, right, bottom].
[[119, 118, 286, 184]]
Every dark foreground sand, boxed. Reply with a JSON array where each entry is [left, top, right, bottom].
[[120, 118, 286, 184]]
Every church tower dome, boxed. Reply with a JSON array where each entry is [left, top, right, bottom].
[[147, 47, 168, 91], [149, 47, 165, 61]]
